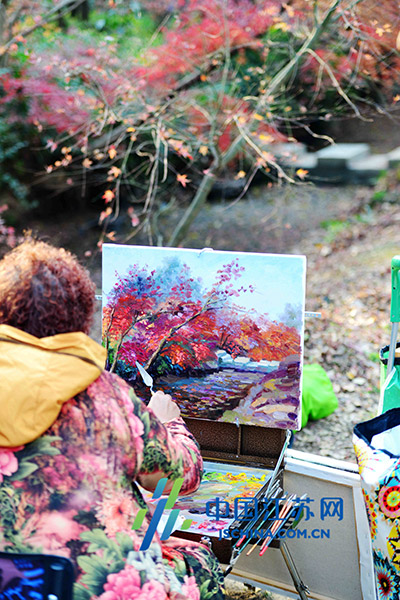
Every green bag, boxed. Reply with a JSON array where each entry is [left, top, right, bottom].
[[379, 343, 400, 413], [379, 256, 400, 414], [301, 364, 338, 429]]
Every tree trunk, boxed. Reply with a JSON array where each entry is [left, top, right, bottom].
[[144, 305, 214, 372], [110, 325, 131, 372], [165, 0, 342, 248]]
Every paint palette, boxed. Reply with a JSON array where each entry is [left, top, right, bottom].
[[140, 461, 273, 537]]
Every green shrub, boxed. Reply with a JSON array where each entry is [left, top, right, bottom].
[[0, 120, 28, 204]]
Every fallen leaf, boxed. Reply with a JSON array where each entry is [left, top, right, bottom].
[[102, 190, 115, 203], [108, 146, 117, 159], [99, 207, 112, 224], [108, 166, 121, 178], [177, 173, 191, 187], [296, 168, 309, 179]]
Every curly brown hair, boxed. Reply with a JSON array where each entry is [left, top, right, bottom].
[[0, 238, 96, 337]]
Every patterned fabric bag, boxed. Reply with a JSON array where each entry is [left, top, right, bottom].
[[354, 408, 400, 599]]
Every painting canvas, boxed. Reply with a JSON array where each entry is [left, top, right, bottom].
[[140, 461, 273, 536], [102, 245, 306, 429]]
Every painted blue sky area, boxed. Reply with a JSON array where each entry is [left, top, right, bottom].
[[102, 244, 306, 322]]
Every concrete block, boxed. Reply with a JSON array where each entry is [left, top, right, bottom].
[[292, 153, 318, 170], [388, 147, 400, 168], [273, 143, 307, 162], [348, 154, 388, 174], [316, 143, 370, 168]]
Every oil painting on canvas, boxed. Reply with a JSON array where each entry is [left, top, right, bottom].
[[102, 245, 306, 429]]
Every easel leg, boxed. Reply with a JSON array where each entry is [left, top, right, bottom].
[[280, 541, 309, 600]]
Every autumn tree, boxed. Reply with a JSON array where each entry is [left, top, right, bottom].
[[0, 0, 88, 63], [103, 257, 203, 371], [1, 0, 399, 246], [103, 256, 300, 379]]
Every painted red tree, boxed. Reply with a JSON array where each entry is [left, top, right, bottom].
[[103, 256, 300, 379]]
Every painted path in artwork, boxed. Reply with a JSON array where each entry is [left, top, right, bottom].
[[155, 357, 300, 428], [156, 369, 265, 419], [226, 358, 301, 428]]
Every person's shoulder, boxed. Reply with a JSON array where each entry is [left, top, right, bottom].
[[86, 370, 135, 397]]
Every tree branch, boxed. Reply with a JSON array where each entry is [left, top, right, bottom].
[[0, 0, 86, 57], [165, 0, 346, 247]]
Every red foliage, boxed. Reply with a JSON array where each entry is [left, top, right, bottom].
[[104, 258, 301, 375], [294, 0, 400, 101], [0, 39, 144, 145], [0, 71, 90, 135], [137, 0, 284, 90]]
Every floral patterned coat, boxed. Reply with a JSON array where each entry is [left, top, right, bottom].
[[0, 371, 225, 600]]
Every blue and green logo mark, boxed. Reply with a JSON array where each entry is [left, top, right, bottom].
[[132, 477, 193, 550]]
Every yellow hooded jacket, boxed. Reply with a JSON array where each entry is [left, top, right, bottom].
[[0, 324, 106, 447]]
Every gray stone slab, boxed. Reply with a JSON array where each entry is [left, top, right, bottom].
[[388, 146, 400, 168], [292, 153, 318, 169], [273, 142, 306, 161], [316, 143, 370, 167], [348, 154, 388, 173]]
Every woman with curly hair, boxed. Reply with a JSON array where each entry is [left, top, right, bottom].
[[0, 238, 225, 600]]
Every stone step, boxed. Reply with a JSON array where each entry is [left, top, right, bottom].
[[272, 142, 307, 163], [348, 154, 388, 174], [388, 146, 400, 168], [291, 153, 318, 170], [316, 143, 370, 168]]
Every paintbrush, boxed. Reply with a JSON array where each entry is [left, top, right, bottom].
[[224, 498, 281, 578], [256, 506, 298, 558], [224, 482, 282, 577], [258, 501, 300, 557], [259, 495, 296, 556], [229, 472, 279, 537], [234, 482, 281, 549], [239, 427, 290, 553], [136, 361, 154, 394], [257, 493, 308, 557], [234, 486, 283, 552], [246, 493, 295, 557]]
